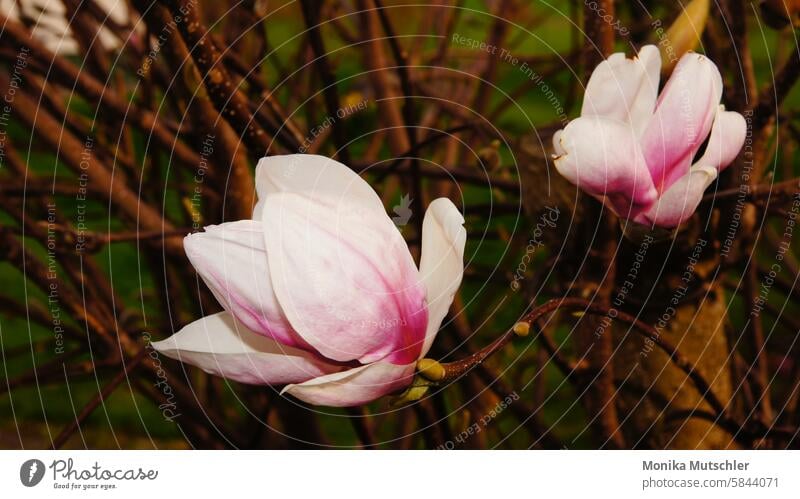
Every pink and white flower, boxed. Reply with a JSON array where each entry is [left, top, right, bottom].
[[553, 45, 747, 228], [152, 155, 466, 407]]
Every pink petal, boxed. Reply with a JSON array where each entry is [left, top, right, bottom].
[[418, 198, 466, 358], [151, 312, 345, 385], [695, 107, 747, 172], [281, 361, 415, 407], [581, 45, 661, 137], [184, 220, 309, 350], [554, 116, 658, 218], [641, 52, 723, 193], [635, 165, 717, 228], [262, 192, 427, 365], [253, 154, 388, 222]]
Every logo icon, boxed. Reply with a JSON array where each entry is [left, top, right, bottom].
[[392, 194, 413, 227], [20, 459, 45, 487]]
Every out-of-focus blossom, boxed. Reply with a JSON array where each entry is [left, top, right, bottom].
[[153, 155, 466, 407], [1, 0, 132, 54], [553, 45, 746, 228]]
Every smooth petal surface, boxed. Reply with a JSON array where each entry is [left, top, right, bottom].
[[152, 312, 345, 385], [695, 107, 747, 172], [418, 198, 466, 357], [635, 165, 717, 228], [262, 192, 427, 365], [554, 116, 658, 218], [641, 52, 723, 193], [552, 129, 566, 155], [184, 220, 308, 350], [581, 45, 661, 137], [281, 361, 415, 407], [253, 154, 387, 222]]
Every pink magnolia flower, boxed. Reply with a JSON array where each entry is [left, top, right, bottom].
[[152, 155, 466, 407], [553, 45, 747, 228]]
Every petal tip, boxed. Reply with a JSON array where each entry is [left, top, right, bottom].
[[149, 337, 176, 357]]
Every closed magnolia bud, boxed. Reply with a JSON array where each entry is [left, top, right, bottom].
[[661, 0, 711, 72], [553, 46, 746, 230]]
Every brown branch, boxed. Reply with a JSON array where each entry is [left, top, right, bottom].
[[2, 74, 182, 255], [582, 0, 615, 73], [356, 0, 410, 156], [526, 298, 729, 418], [345, 407, 376, 448], [0, 228, 114, 342], [154, 0, 276, 156], [704, 178, 800, 203], [744, 265, 774, 422], [211, 33, 305, 149], [51, 349, 147, 449], [0, 15, 202, 169], [29, 223, 189, 253], [750, 49, 800, 131], [372, 0, 424, 237], [438, 330, 516, 383], [300, 0, 350, 163], [471, 0, 512, 115], [137, 2, 255, 220]]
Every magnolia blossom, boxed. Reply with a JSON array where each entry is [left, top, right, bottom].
[[1, 0, 131, 54], [553, 45, 747, 228], [153, 155, 466, 407]]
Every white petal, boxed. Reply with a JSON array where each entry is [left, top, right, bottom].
[[262, 192, 427, 365], [641, 52, 723, 193], [581, 45, 662, 137], [695, 107, 747, 172], [418, 198, 466, 357], [635, 165, 717, 228], [281, 361, 415, 407], [253, 154, 387, 222], [552, 129, 566, 156], [183, 220, 306, 350], [554, 116, 658, 218], [151, 312, 344, 385]]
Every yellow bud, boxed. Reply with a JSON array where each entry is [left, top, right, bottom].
[[477, 143, 501, 171], [389, 385, 429, 407], [416, 358, 446, 381], [512, 321, 530, 337], [342, 91, 365, 109], [389, 376, 434, 407], [659, 0, 710, 72]]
